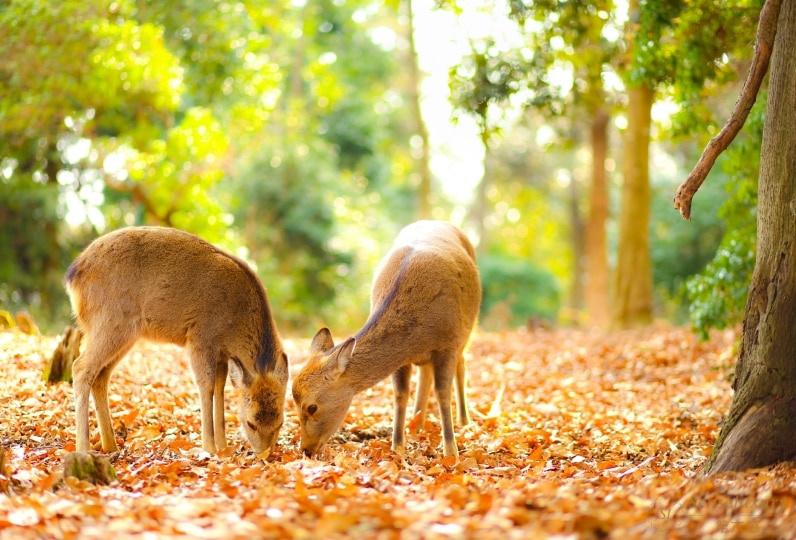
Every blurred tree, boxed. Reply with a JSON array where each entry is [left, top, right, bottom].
[[0, 0, 415, 332], [450, 41, 530, 251], [507, 0, 619, 325], [404, 0, 433, 219], [0, 0, 188, 320], [230, 0, 413, 330], [612, 0, 655, 327], [612, 0, 760, 327], [471, 112, 572, 326]]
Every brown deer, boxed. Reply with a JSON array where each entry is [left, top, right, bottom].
[[62, 226, 288, 454], [292, 221, 480, 460]]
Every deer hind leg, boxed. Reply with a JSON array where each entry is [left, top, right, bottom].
[[73, 332, 135, 453], [432, 350, 459, 460], [391, 365, 412, 455], [213, 359, 229, 451], [454, 351, 470, 427], [189, 347, 219, 453], [91, 351, 131, 453], [412, 363, 433, 430]]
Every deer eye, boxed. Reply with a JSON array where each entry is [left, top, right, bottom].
[[247, 421, 257, 431], [307, 404, 318, 415]]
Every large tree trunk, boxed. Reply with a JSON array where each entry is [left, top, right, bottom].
[[612, 84, 653, 327], [406, 0, 432, 219], [585, 110, 610, 327], [707, 0, 796, 474], [568, 176, 586, 315]]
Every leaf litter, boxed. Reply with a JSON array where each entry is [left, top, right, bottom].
[[1, 326, 795, 538]]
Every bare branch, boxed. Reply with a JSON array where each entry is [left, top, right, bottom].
[[674, 0, 783, 220]]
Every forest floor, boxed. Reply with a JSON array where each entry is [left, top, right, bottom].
[[1, 326, 795, 539]]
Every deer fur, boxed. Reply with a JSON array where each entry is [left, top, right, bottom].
[[292, 220, 480, 459], [63, 226, 288, 454]]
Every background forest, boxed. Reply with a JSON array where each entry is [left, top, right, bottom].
[[0, 0, 763, 337], [5, 1, 796, 536]]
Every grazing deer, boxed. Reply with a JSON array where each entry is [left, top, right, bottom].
[[62, 226, 288, 454], [292, 221, 480, 460]]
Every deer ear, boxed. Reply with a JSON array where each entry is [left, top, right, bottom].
[[271, 352, 289, 384], [310, 327, 334, 353], [229, 358, 253, 387], [335, 338, 356, 375]]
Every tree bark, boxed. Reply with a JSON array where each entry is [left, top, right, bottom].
[[63, 452, 117, 485], [585, 109, 610, 327], [707, 0, 796, 474], [406, 0, 433, 219], [44, 325, 83, 384], [612, 84, 653, 327]]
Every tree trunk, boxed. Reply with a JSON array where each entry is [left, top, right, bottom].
[[406, 0, 432, 219], [707, 0, 796, 474], [585, 110, 610, 327], [44, 325, 83, 384], [612, 84, 653, 327], [568, 175, 586, 316]]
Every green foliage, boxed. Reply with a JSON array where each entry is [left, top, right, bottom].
[[632, 0, 760, 133], [0, 0, 417, 332], [685, 230, 755, 338], [480, 253, 561, 327], [684, 97, 763, 338], [507, 0, 618, 113], [0, 179, 61, 312], [0, 0, 232, 328], [0, 0, 768, 334], [233, 144, 351, 330], [650, 172, 725, 319], [449, 42, 533, 142]]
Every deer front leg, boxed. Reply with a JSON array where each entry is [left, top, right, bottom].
[[391, 365, 412, 455], [213, 360, 228, 451], [190, 350, 217, 454]]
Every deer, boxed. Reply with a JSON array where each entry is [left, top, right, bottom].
[[61, 226, 288, 455], [292, 220, 480, 460]]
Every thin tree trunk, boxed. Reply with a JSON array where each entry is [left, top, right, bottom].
[[586, 109, 610, 327], [708, 0, 796, 474], [406, 0, 432, 219], [569, 176, 586, 315], [612, 84, 653, 327]]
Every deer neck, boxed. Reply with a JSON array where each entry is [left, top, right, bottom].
[[344, 310, 419, 393]]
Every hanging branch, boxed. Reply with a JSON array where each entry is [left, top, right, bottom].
[[673, 0, 783, 220]]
